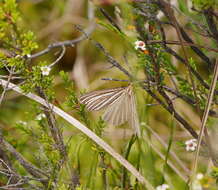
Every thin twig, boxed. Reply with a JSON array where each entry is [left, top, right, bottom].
[[144, 125, 190, 174], [0, 69, 14, 106], [75, 25, 132, 78], [204, 8, 218, 45], [158, 0, 201, 117], [0, 75, 22, 79], [122, 135, 136, 189], [49, 45, 66, 67], [0, 135, 48, 180], [29, 23, 95, 59], [191, 60, 218, 182], [36, 87, 67, 175], [163, 45, 213, 93], [101, 78, 129, 82], [99, 7, 122, 32], [141, 85, 199, 139], [146, 136, 188, 182], [146, 40, 218, 53]]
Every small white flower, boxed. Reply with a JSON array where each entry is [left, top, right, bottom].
[[36, 113, 46, 121], [185, 139, 197, 151], [192, 173, 204, 190], [26, 54, 31, 58], [40, 66, 51, 76], [196, 173, 203, 180], [115, 6, 121, 14], [18, 121, 27, 125], [134, 40, 146, 51], [140, 122, 146, 126], [156, 184, 169, 190], [15, 55, 21, 58], [192, 180, 202, 190]]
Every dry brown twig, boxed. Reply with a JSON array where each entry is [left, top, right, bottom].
[[191, 60, 218, 183], [0, 134, 48, 180]]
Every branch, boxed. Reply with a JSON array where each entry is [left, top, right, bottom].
[[204, 8, 218, 45], [163, 45, 216, 94], [36, 88, 67, 164], [0, 135, 48, 180], [99, 7, 122, 32], [29, 23, 95, 59], [146, 136, 188, 182], [179, 27, 213, 69], [192, 60, 218, 176], [157, 0, 213, 68], [0, 67, 16, 106], [75, 25, 132, 78], [146, 40, 218, 53], [162, 85, 195, 105], [144, 125, 190, 175], [141, 85, 199, 139]]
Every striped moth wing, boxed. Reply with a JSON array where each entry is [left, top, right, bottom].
[[79, 85, 140, 136]]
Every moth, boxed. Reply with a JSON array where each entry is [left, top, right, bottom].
[[79, 85, 141, 136]]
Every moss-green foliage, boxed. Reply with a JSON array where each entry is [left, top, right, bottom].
[[192, 0, 218, 9]]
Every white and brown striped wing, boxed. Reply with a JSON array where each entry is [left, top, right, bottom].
[[80, 85, 140, 136], [103, 88, 129, 126], [79, 87, 126, 111], [128, 87, 140, 136], [103, 85, 140, 136]]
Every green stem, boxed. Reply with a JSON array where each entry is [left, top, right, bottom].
[[122, 135, 137, 189], [163, 113, 176, 183]]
